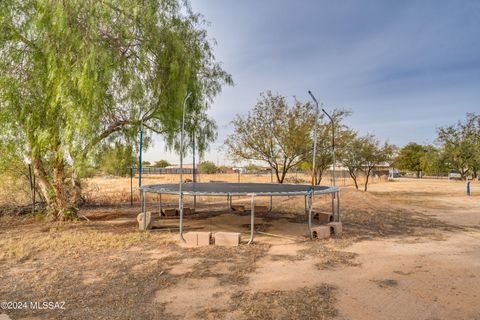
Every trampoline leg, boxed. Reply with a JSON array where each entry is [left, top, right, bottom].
[[307, 192, 313, 239], [304, 195, 307, 214], [159, 193, 162, 217], [248, 194, 255, 244], [143, 191, 147, 231], [194, 195, 196, 211], [337, 191, 341, 222], [179, 192, 185, 242], [229, 194, 232, 209], [269, 195, 273, 212], [331, 192, 335, 221]]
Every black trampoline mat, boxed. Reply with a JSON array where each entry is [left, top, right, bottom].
[[140, 182, 338, 196]]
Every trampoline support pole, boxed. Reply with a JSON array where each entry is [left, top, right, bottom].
[[248, 194, 255, 244], [269, 195, 273, 212], [337, 191, 341, 222], [143, 191, 147, 231], [304, 195, 307, 214], [159, 193, 162, 216], [331, 193, 335, 220], [179, 191, 185, 242], [307, 192, 313, 239]]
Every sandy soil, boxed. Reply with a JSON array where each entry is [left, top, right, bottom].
[[1, 178, 479, 319]]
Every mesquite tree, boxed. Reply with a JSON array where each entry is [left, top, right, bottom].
[[395, 143, 426, 178], [437, 113, 480, 179], [340, 133, 396, 191], [225, 91, 313, 183], [0, 0, 232, 219]]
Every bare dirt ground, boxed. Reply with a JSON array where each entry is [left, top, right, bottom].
[[1, 178, 479, 319]]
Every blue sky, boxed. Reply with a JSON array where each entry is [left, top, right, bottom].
[[144, 0, 480, 165]]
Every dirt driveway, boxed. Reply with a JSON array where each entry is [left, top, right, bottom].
[[1, 178, 479, 319]]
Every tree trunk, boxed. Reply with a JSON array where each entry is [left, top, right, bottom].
[[274, 166, 281, 183], [315, 171, 322, 185], [279, 168, 287, 183], [348, 169, 359, 190], [364, 168, 372, 191], [52, 158, 71, 220], [71, 169, 84, 207], [31, 156, 53, 208]]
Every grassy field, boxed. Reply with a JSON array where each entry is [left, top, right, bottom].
[[1, 177, 479, 319]]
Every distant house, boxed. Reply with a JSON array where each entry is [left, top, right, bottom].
[[165, 164, 194, 170], [325, 162, 394, 176], [231, 167, 247, 174]]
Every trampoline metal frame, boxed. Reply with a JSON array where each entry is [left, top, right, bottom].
[[139, 183, 340, 243]]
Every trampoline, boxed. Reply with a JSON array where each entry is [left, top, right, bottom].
[[139, 182, 340, 243]]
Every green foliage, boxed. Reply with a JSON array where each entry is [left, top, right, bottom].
[[395, 143, 425, 177], [217, 165, 231, 173], [395, 114, 480, 179], [0, 0, 231, 219], [437, 113, 480, 179], [198, 161, 217, 174], [142, 161, 151, 166], [99, 144, 136, 177], [169, 107, 218, 159], [153, 160, 171, 168], [245, 163, 261, 172], [420, 146, 448, 176]]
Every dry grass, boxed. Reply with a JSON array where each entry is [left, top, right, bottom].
[[230, 284, 337, 320], [0, 228, 171, 262], [269, 240, 360, 270], [184, 244, 271, 286], [1, 177, 478, 319]]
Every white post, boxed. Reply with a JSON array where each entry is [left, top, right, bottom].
[[307, 91, 320, 239], [179, 91, 191, 242]]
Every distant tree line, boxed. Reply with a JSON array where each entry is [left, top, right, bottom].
[[395, 113, 480, 180]]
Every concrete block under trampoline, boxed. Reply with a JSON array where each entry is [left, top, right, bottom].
[[139, 182, 340, 244]]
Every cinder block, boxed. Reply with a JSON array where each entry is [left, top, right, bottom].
[[161, 208, 177, 217], [254, 205, 268, 213], [137, 212, 152, 231], [197, 232, 212, 246], [313, 211, 333, 224], [183, 231, 212, 247], [214, 232, 241, 247], [231, 205, 245, 212], [327, 222, 342, 236], [176, 207, 194, 216], [311, 226, 330, 239]]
